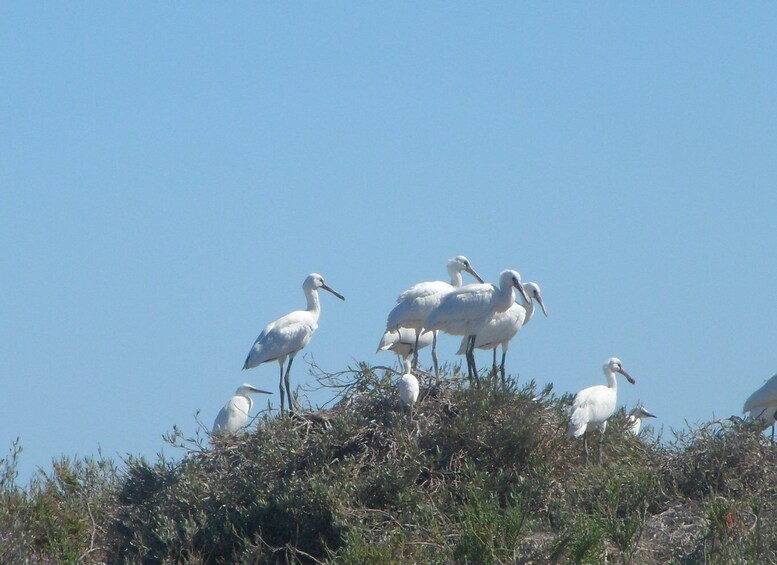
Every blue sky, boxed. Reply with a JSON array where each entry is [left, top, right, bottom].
[[3, 4, 777, 482]]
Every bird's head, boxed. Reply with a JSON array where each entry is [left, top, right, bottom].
[[235, 383, 272, 395], [449, 255, 484, 283], [524, 282, 548, 316], [305, 273, 345, 300], [605, 357, 635, 384], [630, 405, 656, 419], [501, 269, 531, 304]]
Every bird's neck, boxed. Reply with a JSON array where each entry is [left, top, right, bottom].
[[493, 284, 515, 314], [448, 268, 463, 287], [523, 296, 535, 324], [246, 396, 253, 413], [305, 288, 321, 314], [604, 368, 618, 390]]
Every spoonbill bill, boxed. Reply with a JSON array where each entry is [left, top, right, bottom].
[[455, 281, 547, 381], [384, 256, 483, 376], [377, 327, 434, 364], [743, 373, 777, 439], [627, 405, 656, 435], [423, 269, 530, 384], [398, 357, 420, 421], [567, 357, 636, 462], [212, 383, 272, 435], [243, 273, 345, 414]]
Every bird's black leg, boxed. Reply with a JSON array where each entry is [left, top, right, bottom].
[[432, 331, 439, 379], [500, 349, 507, 386], [467, 335, 479, 387], [465, 335, 473, 382], [413, 329, 420, 371], [583, 435, 589, 464], [278, 363, 286, 416], [598, 431, 605, 464], [491, 349, 498, 378], [285, 356, 295, 413]]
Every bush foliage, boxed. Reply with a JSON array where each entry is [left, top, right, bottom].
[[3, 363, 777, 563]]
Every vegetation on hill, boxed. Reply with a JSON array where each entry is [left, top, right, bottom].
[[2, 363, 776, 564]]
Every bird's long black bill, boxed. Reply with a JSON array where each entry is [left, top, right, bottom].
[[537, 296, 548, 317], [468, 267, 485, 284], [517, 282, 531, 303], [618, 368, 636, 384], [322, 284, 345, 300]]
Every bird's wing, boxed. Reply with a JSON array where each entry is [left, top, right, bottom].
[[395, 281, 450, 303], [474, 305, 525, 349], [426, 284, 495, 328], [387, 285, 451, 330], [212, 397, 251, 434], [244, 311, 315, 368], [743, 373, 777, 412], [567, 385, 611, 437], [377, 330, 397, 352]]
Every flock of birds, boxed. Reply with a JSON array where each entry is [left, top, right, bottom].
[[210, 256, 777, 458]]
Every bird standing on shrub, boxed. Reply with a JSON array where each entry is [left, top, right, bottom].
[[377, 327, 434, 365], [384, 256, 483, 376], [743, 373, 777, 440], [424, 269, 530, 385], [567, 357, 636, 463], [455, 281, 548, 382], [398, 357, 420, 421], [627, 405, 656, 435], [243, 273, 345, 415], [212, 384, 272, 435]]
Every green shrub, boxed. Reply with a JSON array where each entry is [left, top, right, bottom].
[[4, 364, 777, 563]]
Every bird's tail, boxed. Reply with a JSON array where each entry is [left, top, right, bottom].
[[377, 331, 394, 353], [566, 409, 587, 438]]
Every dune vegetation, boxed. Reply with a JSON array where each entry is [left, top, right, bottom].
[[1, 363, 776, 564]]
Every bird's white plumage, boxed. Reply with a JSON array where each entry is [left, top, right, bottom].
[[743, 373, 777, 432], [424, 270, 530, 337], [455, 282, 547, 354], [385, 256, 483, 333], [212, 384, 272, 435], [743, 373, 777, 413], [242, 273, 344, 413], [627, 405, 656, 435], [397, 358, 419, 409], [567, 358, 636, 438], [377, 327, 434, 360], [748, 405, 777, 431]]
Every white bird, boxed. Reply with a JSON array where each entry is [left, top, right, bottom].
[[455, 281, 548, 381], [397, 357, 420, 420], [212, 383, 272, 435], [243, 273, 345, 414], [627, 405, 656, 435], [743, 373, 777, 439], [423, 269, 530, 384], [384, 256, 483, 376], [377, 327, 434, 363], [567, 357, 636, 462]]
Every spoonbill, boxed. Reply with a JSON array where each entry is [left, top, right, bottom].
[[567, 357, 636, 463], [377, 327, 434, 364], [212, 383, 272, 435], [423, 269, 530, 384], [743, 373, 777, 439], [455, 281, 547, 381], [627, 405, 656, 435], [398, 357, 420, 421], [243, 273, 345, 414], [384, 256, 483, 376]]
